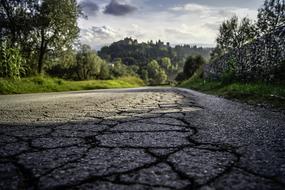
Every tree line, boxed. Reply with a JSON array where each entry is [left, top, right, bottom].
[[98, 38, 212, 84], [47, 39, 210, 84]]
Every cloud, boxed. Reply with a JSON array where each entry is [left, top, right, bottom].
[[80, 25, 122, 49], [104, 0, 137, 16], [217, 9, 235, 18], [203, 22, 221, 31], [83, 26, 119, 39], [80, 0, 99, 16], [165, 28, 194, 39], [171, 3, 207, 13], [170, 3, 255, 19]]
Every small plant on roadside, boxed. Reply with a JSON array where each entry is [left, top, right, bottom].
[[0, 44, 25, 79]]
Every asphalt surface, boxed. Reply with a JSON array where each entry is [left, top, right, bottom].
[[0, 87, 284, 190]]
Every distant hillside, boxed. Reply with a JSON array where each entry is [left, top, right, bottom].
[[98, 38, 213, 68]]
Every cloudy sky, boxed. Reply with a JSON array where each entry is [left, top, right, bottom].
[[78, 0, 264, 50]]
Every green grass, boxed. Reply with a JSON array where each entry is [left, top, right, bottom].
[[180, 78, 285, 108], [0, 76, 145, 95]]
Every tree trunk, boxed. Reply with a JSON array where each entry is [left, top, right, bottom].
[[38, 49, 44, 74], [38, 29, 47, 74]]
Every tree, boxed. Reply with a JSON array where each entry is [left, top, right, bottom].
[[183, 55, 206, 79], [98, 38, 212, 82], [75, 44, 105, 80], [35, 0, 81, 74], [216, 16, 256, 55], [210, 45, 224, 61], [257, 0, 285, 35], [0, 0, 40, 76], [111, 59, 128, 77], [99, 62, 110, 80], [46, 48, 77, 79], [256, 0, 285, 81], [147, 60, 167, 85], [0, 0, 37, 47], [160, 57, 172, 72], [156, 69, 168, 84], [141, 69, 149, 82], [160, 57, 178, 80]]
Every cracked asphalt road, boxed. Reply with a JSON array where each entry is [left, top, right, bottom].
[[0, 87, 284, 190]]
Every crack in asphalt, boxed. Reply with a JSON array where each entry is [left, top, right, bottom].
[[0, 88, 284, 190]]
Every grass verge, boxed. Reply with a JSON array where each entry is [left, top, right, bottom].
[[0, 76, 145, 95], [180, 78, 285, 109]]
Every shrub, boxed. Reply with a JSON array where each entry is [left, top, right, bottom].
[[0, 46, 25, 79]]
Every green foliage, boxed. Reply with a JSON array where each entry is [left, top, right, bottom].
[[178, 55, 206, 81], [160, 57, 172, 71], [221, 57, 237, 84], [0, 0, 81, 75], [1, 0, 212, 82], [257, 0, 285, 35], [35, 0, 81, 73], [75, 44, 108, 80], [210, 46, 224, 62], [275, 61, 285, 83], [147, 60, 168, 85], [98, 38, 212, 81], [0, 76, 145, 94], [46, 48, 77, 79], [141, 69, 149, 82], [189, 64, 205, 81], [175, 72, 186, 82], [46, 46, 112, 81], [129, 65, 140, 73], [156, 69, 168, 85], [111, 59, 129, 78], [210, 0, 285, 83], [0, 0, 36, 46], [0, 46, 25, 79], [109, 58, 137, 78], [99, 63, 110, 80], [147, 60, 160, 77], [160, 57, 178, 81], [215, 16, 256, 56]]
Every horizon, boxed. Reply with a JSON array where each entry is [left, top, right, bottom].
[[78, 0, 264, 50]]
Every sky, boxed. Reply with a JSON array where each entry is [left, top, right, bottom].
[[78, 0, 265, 50]]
